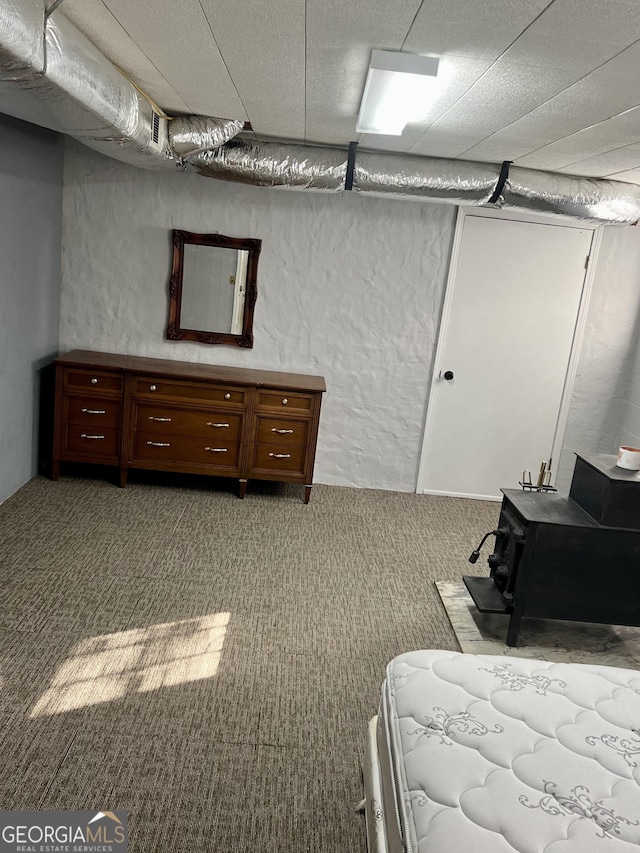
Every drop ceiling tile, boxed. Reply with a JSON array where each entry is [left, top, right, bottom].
[[605, 169, 640, 185], [403, 0, 553, 60], [520, 0, 640, 44], [462, 133, 550, 163], [101, 0, 246, 119], [410, 126, 492, 159], [555, 148, 640, 177], [478, 41, 640, 159], [415, 55, 495, 125], [305, 0, 423, 145], [61, 0, 190, 114], [304, 117, 357, 148], [199, 0, 305, 140], [504, 31, 627, 74], [427, 61, 584, 139], [513, 107, 640, 170], [359, 132, 420, 153]]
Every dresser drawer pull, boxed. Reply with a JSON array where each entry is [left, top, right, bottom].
[[80, 433, 105, 440], [281, 398, 288, 405], [207, 422, 230, 428], [271, 428, 294, 434], [204, 446, 228, 453], [81, 408, 106, 415], [146, 441, 170, 447], [148, 416, 172, 422], [268, 452, 291, 459], [224, 392, 231, 400], [149, 384, 157, 392], [90, 377, 98, 385]]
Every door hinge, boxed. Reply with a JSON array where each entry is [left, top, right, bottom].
[[584, 254, 590, 270]]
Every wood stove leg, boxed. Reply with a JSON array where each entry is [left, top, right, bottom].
[[304, 485, 312, 504], [239, 479, 248, 499], [506, 612, 521, 647], [119, 467, 128, 489], [51, 459, 60, 481]]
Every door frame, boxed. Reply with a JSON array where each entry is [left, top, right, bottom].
[[416, 206, 603, 499]]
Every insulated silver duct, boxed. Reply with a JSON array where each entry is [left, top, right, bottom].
[[354, 151, 499, 204], [190, 139, 640, 225], [22, 12, 169, 169], [0, 0, 43, 78], [0, 1, 243, 169], [1, 0, 639, 224], [503, 167, 640, 225], [191, 138, 347, 190], [169, 116, 245, 159]]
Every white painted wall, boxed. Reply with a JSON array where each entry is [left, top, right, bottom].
[[60, 140, 455, 491], [557, 225, 640, 492], [618, 328, 640, 452], [0, 115, 63, 504], [60, 139, 640, 492]]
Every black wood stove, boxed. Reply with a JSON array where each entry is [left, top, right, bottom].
[[464, 452, 640, 646]]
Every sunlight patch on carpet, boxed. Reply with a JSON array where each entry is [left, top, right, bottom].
[[29, 612, 230, 717]]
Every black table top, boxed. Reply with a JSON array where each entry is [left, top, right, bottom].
[[575, 451, 640, 483], [501, 489, 600, 527]]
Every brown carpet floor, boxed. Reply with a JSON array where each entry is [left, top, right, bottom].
[[0, 471, 498, 852]]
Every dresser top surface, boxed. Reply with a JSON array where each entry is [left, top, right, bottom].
[[54, 350, 326, 393]]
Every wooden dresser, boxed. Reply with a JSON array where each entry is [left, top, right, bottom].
[[52, 350, 326, 502]]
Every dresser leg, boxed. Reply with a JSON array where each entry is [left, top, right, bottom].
[[119, 467, 128, 489], [51, 460, 60, 481], [304, 485, 312, 504], [239, 479, 248, 499]]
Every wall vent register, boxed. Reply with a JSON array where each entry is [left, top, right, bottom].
[[52, 350, 325, 503]]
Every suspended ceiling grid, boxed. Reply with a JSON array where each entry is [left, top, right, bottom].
[[61, 0, 640, 184]]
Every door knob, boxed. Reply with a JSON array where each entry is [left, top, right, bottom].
[[443, 370, 454, 381]]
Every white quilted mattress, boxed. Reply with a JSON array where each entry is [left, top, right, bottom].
[[380, 650, 640, 852]]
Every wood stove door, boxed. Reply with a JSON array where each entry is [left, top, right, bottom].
[[418, 211, 595, 501]]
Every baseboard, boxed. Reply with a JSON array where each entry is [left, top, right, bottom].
[[420, 488, 502, 502]]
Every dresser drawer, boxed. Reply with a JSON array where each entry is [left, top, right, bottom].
[[63, 424, 120, 458], [65, 369, 123, 394], [255, 416, 309, 447], [133, 432, 241, 471], [256, 390, 313, 413], [136, 405, 242, 442], [65, 395, 121, 429], [251, 443, 306, 476], [134, 377, 247, 407]]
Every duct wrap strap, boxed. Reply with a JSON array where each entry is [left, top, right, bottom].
[[488, 160, 512, 205], [345, 141, 358, 191]]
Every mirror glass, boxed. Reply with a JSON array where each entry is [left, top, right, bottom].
[[167, 231, 261, 348], [181, 245, 249, 335]]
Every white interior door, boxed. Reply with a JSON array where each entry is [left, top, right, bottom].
[[418, 212, 594, 500]]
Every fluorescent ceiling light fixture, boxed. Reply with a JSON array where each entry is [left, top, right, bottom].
[[357, 50, 439, 136]]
